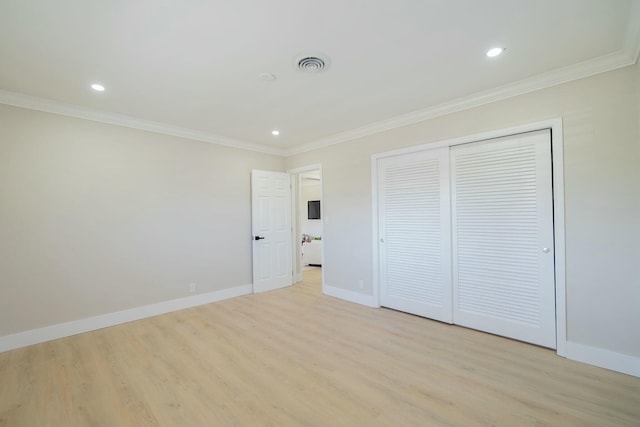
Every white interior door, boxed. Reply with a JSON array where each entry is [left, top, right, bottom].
[[251, 170, 292, 293], [451, 130, 556, 348], [378, 148, 452, 323]]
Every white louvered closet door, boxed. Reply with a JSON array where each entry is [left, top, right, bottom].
[[451, 130, 555, 348], [378, 148, 452, 323]]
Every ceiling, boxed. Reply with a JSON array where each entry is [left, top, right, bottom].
[[1, 0, 639, 156]]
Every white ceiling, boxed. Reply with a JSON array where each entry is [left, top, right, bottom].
[[1, 0, 639, 156]]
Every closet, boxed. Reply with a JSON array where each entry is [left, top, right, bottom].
[[377, 129, 556, 348]]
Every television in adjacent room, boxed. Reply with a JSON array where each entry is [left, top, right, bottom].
[[307, 200, 321, 220]]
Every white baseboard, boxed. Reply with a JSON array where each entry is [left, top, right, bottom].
[[0, 284, 253, 353], [565, 341, 640, 377], [323, 284, 379, 308]]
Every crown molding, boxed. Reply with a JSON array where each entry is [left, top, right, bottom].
[[0, 90, 286, 157], [285, 48, 636, 156]]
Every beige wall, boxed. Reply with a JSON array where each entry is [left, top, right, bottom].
[[0, 104, 284, 336], [285, 63, 640, 358]]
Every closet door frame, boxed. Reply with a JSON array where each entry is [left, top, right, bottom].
[[371, 118, 567, 356]]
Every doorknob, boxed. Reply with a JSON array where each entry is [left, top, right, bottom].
[[542, 247, 550, 253], [254, 236, 265, 241]]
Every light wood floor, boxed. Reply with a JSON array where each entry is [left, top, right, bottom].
[[1, 268, 639, 426]]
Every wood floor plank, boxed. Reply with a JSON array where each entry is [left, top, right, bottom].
[[1, 267, 638, 426]]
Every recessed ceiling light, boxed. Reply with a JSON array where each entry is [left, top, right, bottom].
[[271, 130, 280, 136], [486, 47, 505, 58], [91, 83, 105, 91]]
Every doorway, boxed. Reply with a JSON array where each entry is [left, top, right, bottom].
[[289, 164, 323, 289]]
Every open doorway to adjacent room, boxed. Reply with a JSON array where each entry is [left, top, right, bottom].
[[289, 165, 323, 291]]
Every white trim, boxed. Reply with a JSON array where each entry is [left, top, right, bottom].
[[624, 0, 640, 64], [371, 118, 567, 355], [566, 342, 640, 378], [370, 119, 563, 159], [286, 51, 635, 156], [289, 173, 299, 283], [287, 163, 323, 175], [0, 90, 285, 156], [371, 156, 381, 308], [323, 284, 379, 308], [550, 120, 567, 356], [0, 284, 252, 353]]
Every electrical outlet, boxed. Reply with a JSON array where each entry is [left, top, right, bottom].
[[189, 283, 196, 293], [358, 279, 364, 289]]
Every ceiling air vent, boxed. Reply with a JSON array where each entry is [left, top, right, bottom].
[[297, 55, 328, 73]]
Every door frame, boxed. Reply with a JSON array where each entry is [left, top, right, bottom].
[[287, 163, 324, 288], [371, 118, 567, 356]]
